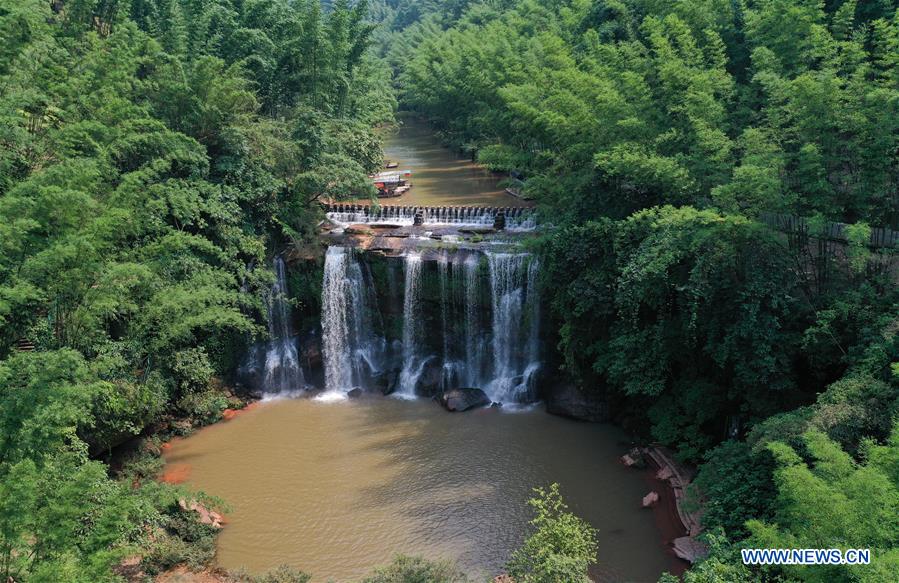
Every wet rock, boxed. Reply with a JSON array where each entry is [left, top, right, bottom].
[[544, 383, 609, 422], [621, 447, 646, 469], [298, 330, 322, 369], [246, 389, 264, 400], [373, 368, 400, 395], [302, 385, 325, 398], [438, 388, 492, 412], [345, 224, 373, 235], [179, 498, 224, 528], [347, 388, 364, 399], [642, 491, 660, 508], [673, 536, 709, 563], [415, 358, 444, 397]]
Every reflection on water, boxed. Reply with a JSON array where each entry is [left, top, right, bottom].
[[358, 119, 532, 207], [164, 398, 677, 582]]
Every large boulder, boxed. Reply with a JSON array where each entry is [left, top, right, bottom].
[[373, 368, 401, 395], [414, 357, 444, 397], [438, 388, 491, 412], [544, 383, 609, 422], [642, 491, 660, 508]]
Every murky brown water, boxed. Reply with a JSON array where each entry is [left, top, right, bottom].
[[164, 397, 678, 582], [358, 118, 532, 207]]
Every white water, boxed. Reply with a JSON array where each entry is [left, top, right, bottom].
[[321, 247, 386, 397], [326, 207, 537, 230], [437, 251, 457, 390], [462, 254, 485, 388], [397, 252, 425, 397], [315, 246, 541, 402], [486, 253, 541, 402], [262, 257, 305, 394], [322, 248, 354, 394]]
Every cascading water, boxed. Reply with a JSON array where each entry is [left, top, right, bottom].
[[325, 205, 537, 230], [462, 254, 485, 388], [397, 252, 427, 397], [321, 247, 385, 397], [316, 245, 541, 403], [438, 252, 455, 389], [521, 257, 542, 398], [486, 253, 541, 402], [262, 256, 305, 394]]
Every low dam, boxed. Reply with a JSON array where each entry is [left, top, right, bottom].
[[324, 203, 538, 231]]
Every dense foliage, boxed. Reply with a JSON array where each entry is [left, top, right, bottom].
[[390, 1, 899, 582], [0, 0, 392, 579], [1, 0, 897, 582], [506, 483, 598, 583], [360, 555, 471, 583]]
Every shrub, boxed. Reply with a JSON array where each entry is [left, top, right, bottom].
[[360, 555, 470, 583], [506, 483, 598, 583]]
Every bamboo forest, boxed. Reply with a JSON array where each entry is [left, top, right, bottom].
[[0, 1, 897, 582]]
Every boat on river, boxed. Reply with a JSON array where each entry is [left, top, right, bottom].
[[372, 170, 412, 197]]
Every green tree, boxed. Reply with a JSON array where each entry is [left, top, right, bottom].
[[506, 483, 598, 583], [747, 426, 899, 582]]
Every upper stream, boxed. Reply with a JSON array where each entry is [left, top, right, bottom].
[[354, 118, 532, 208]]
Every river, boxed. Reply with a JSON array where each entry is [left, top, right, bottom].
[[163, 398, 680, 582], [355, 117, 533, 207]]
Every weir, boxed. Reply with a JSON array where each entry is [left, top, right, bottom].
[[314, 245, 542, 403], [324, 203, 537, 231]]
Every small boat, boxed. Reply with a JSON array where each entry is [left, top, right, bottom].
[[505, 187, 523, 199], [385, 161, 399, 169]]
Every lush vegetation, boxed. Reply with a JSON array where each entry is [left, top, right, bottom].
[[1, 0, 897, 582], [0, 0, 391, 579], [388, 1, 898, 582], [506, 483, 598, 583]]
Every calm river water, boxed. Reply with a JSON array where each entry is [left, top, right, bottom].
[[164, 397, 679, 582], [356, 118, 533, 207]]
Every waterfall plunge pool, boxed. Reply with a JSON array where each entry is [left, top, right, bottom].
[[163, 397, 682, 582]]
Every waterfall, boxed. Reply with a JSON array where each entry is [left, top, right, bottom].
[[322, 248, 353, 393], [262, 256, 305, 394], [522, 257, 542, 399], [321, 247, 385, 396], [398, 252, 426, 397], [486, 253, 541, 403], [462, 254, 484, 388], [315, 245, 541, 403], [438, 252, 453, 389]]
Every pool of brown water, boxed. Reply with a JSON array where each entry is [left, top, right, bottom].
[[163, 397, 680, 582]]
